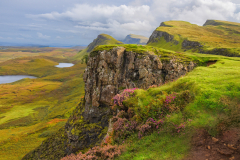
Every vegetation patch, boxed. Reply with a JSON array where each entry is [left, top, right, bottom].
[[0, 48, 86, 160]]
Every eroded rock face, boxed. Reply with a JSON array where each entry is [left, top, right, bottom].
[[66, 47, 196, 155], [147, 30, 175, 43], [22, 47, 196, 160], [84, 46, 196, 109]]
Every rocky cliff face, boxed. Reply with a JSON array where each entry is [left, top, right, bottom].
[[84, 46, 195, 108], [22, 46, 196, 160], [147, 29, 203, 51], [147, 30, 175, 44]]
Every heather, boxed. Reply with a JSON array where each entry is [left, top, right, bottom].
[[61, 144, 124, 160], [60, 51, 240, 160], [117, 54, 240, 159]]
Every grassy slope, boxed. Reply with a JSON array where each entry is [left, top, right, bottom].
[[72, 34, 123, 62], [117, 53, 240, 159], [0, 48, 86, 160], [0, 47, 78, 63], [148, 20, 240, 56]]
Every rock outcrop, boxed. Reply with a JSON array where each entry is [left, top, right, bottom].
[[84, 46, 195, 108], [147, 30, 176, 44], [22, 46, 196, 160]]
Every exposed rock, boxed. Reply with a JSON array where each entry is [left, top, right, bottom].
[[212, 137, 219, 143], [22, 46, 196, 160], [85, 47, 196, 108], [182, 39, 203, 50], [147, 30, 175, 44]]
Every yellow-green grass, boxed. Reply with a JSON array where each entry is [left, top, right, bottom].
[[0, 47, 79, 63], [0, 49, 86, 159], [148, 20, 240, 55], [72, 48, 88, 62], [117, 52, 240, 159], [0, 119, 66, 160]]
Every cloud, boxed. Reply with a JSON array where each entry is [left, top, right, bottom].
[[56, 36, 61, 39], [28, 4, 155, 39], [37, 32, 50, 39], [28, 0, 240, 40], [151, 0, 239, 25]]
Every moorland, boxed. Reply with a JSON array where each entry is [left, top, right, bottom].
[[1, 20, 240, 160], [0, 47, 86, 160]]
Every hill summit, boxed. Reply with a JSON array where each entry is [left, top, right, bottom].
[[147, 20, 240, 57], [73, 34, 123, 61]]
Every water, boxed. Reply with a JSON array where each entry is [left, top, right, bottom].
[[55, 63, 74, 68], [0, 75, 37, 84]]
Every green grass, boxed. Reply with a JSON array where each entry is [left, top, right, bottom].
[[0, 48, 86, 160], [118, 131, 191, 160], [148, 20, 240, 56], [117, 52, 240, 159]]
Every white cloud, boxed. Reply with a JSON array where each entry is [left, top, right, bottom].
[[29, 4, 155, 39], [56, 36, 61, 39], [37, 32, 50, 39], [151, 0, 239, 25], [29, 0, 240, 40]]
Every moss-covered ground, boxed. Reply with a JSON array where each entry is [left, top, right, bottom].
[[0, 48, 86, 160], [116, 52, 240, 159]]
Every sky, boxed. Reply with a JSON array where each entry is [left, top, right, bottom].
[[1, 0, 240, 46]]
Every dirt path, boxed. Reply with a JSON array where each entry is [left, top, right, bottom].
[[183, 128, 240, 160]]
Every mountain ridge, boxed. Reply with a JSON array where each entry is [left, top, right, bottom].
[[147, 20, 240, 57]]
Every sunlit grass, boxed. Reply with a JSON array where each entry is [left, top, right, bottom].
[[117, 52, 240, 159], [0, 48, 86, 160], [148, 20, 240, 56]]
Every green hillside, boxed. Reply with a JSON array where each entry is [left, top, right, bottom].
[[147, 20, 240, 56], [0, 49, 86, 160], [72, 34, 123, 62]]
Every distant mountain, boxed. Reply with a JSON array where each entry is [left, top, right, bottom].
[[73, 34, 123, 62], [122, 34, 149, 45], [147, 20, 240, 57]]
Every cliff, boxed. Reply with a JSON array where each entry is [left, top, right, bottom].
[[147, 20, 240, 57], [22, 45, 196, 160], [122, 34, 149, 45]]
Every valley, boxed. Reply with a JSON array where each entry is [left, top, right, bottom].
[[1, 19, 240, 160], [0, 47, 86, 159]]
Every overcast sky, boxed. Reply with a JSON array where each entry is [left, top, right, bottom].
[[1, 0, 240, 46]]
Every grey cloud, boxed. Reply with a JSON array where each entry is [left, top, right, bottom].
[[37, 32, 50, 39], [1, 0, 240, 46]]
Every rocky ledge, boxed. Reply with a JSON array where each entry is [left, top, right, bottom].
[[22, 46, 196, 160]]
